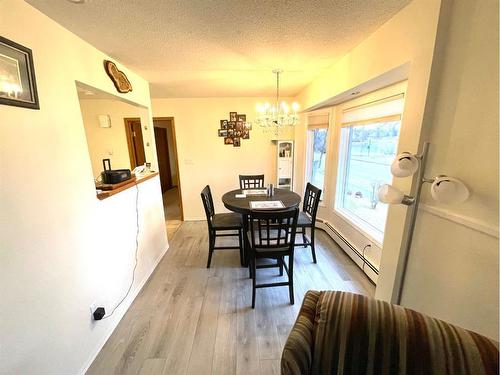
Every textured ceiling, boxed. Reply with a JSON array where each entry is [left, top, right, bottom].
[[27, 0, 411, 98]]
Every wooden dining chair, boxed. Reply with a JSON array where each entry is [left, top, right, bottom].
[[239, 174, 265, 189], [200, 185, 243, 268], [296, 183, 322, 263], [247, 207, 299, 308]]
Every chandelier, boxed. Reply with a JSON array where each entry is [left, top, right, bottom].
[[256, 69, 299, 133]]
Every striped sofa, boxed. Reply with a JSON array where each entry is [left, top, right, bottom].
[[281, 291, 499, 375]]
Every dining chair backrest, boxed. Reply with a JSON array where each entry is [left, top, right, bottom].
[[200, 185, 215, 225], [239, 174, 265, 189], [249, 208, 299, 251], [303, 183, 322, 223]]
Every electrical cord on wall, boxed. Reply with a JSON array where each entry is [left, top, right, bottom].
[[361, 244, 371, 274], [102, 183, 140, 320]]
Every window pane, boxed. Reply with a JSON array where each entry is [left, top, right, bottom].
[[310, 128, 327, 191], [337, 120, 400, 236]]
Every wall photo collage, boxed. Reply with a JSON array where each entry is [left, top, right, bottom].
[[218, 112, 252, 147]]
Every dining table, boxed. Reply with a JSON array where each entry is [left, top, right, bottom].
[[222, 188, 302, 266]]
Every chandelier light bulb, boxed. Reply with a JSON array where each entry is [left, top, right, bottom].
[[255, 70, 299, 133], [292, 102, 299, 111]]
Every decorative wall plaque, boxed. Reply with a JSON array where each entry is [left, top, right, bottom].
[[103, 60, 132, 93], [218, 112, 252, 147]]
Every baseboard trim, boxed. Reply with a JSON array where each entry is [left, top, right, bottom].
[[316, 219, 378, 284], [78, 244, 170, 375]]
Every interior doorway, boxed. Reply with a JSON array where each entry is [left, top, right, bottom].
[[124, 118, 146, 169], [153, 117, 183, 239]]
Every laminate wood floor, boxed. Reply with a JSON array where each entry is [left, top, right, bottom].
[[87, 221, 375, 375]]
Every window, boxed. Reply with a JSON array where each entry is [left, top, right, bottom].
[[335, 95, 404, 242], [306, 113, 329, 193]]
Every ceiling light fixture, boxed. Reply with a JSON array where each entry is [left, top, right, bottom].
[[256, 69, 299, 135]]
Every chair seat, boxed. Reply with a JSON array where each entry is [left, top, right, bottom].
[[211, 213, 242, 229], [297, 212, 312, 227]]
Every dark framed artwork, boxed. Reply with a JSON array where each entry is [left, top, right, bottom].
[[224, 137, 234, 145], [244, 122, 252, 130], [242, 130, 250, 139], [227, 128, 234, 137], [237, 114, 246, 122], [228, 121, 236, 129], [220, 119, 228, 129], [233, 137, 241, 147], [218, 129, 227, 137], [0, 36, 39, 109], [236, 121, 243, 131], [229, 112, 237, 122]]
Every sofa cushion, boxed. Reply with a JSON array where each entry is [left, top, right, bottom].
[[282, 290, 499, 375], [281, 290, 320, 375]]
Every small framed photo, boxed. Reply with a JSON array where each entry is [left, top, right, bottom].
[[242, 130, 250, 139], [237, 114, 246, 122], [228, 121, 236, 129], [244, 122, 252, 130], [229, 112, 237, 122], [0, 36, 39, 109], [224, 137, 233, 145], [227, 128, 234, 137], [220, 119, 228, 129], [233, 137, 241, 147], [218, 129, 227, 137], [235, 130, 242, 137], [236, 121, 243, 131]]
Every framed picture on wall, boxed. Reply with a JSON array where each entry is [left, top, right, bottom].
[[218, 129, 227, 137], [0, 36, 39, 109], [229, 112, 237, 122], [220, 119, 228, 129], [228, 121, 236, 129], [242, 130, 250, 139], [224, 137, 233, 145], [244, 122, 252, 130], [233, 137, 241, 147], [237, 114, 246, 122]]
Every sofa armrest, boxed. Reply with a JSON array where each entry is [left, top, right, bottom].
[[281, 290, 321, 375]]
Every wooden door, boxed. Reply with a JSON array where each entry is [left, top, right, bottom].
[[125, 118, 146, 168], [154, 126, 173, 193]]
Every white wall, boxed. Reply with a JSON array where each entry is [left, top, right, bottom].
[[294, 0, 442, 299], [400, 0, 499, 339], [79, 98, 152, 178], [292, 0, 499, 339], [152, 98, 293, 220], [0, 2, 168, 374]]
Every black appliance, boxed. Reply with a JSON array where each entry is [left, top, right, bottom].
[[101, 159, 132, 184]]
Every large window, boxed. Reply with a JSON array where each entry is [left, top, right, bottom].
[[335, 95, 404, 242], [306, 113, 329, 193], [307, 128, 328, 191]]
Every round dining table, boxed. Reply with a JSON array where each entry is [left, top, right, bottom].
[[222, 188, 301, 266]]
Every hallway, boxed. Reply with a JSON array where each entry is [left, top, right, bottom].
[[163, 187, 182, 239]]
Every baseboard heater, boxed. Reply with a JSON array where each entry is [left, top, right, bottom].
[[316, 218, 379, 276]]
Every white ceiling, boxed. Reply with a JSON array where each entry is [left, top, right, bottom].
[[27, 0, 411, 98]]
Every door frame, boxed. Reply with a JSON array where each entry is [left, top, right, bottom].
[[124, 117, 145, 168], [153, 117, 184, 221]]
